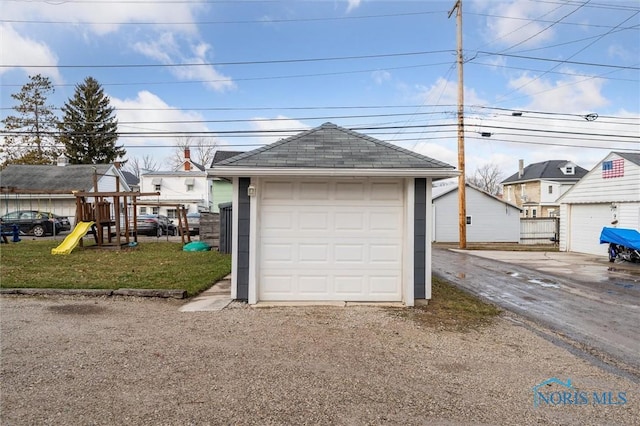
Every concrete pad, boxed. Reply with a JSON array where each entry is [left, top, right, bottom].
[[179, 297, 231, 312], [345, 302, 405, 308], [179, 278, 231, 312], [251, 301, 347, 308]]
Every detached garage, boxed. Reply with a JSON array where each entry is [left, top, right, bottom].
[[211, 123, 457, 306], [559, 152, 640, 256]]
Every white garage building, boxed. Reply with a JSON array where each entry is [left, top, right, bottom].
[[210, 123, 458, 306], [559, 152, 640, 256]]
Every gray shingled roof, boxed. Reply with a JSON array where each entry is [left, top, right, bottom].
[[615, 151, 640, 166], [0, 164, 113, 192], [211, 150, 245, 167], [214, 123, 454, 169], [502, 160, 588, 184]]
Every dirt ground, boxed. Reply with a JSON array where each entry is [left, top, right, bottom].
[[1, 296, 638, 425]]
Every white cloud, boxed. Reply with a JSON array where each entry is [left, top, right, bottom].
[[249, 116, 311, 145], [133, 34, 235, 92], [5, 0, 202, 36], [0, 24, 62, 82], [371, 70, 391, 85], [111, 90, 212, 168], [415, 77, 487, 106], [507, 69, 609, 112], [346, 0, 362, 13], [474, 0, 562, 48]]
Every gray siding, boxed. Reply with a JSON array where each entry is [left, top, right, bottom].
[[236, 178, 251, 301], [414, 178, 427, 299]]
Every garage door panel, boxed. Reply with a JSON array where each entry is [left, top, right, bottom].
[[371, 182, 403, 200], [262, 181, 294, 199], [299, 182, 330, 199], [334, 244, 365, 263], [262, 243, 294, 263], [298, 276, 330, 295], [259, 178, 404, 302], [298, 244, 329, 262], [335, 182, 365, 199], [334, 276, 365, 294], [569, 204, 612, 256]]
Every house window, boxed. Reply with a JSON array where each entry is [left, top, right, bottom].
[[524, 209, 529, 217], [154, 184, 161, 191], [140, 207, 147, 214], [185, 177, 195, 192], [167, 209, 177, 219], [548, 185, 553, 194], [532, 208, 537, 218], [548, 209, 556, 217], [466, 216, 472, 226], [152, 207, 159, 215], [565, 166, 574, 175]]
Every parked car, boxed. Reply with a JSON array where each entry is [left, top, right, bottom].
[[136, 214, 176, 237], [49, 213, 71, 231], [186, 212, 200, 235], [0, 210, 63, 237]]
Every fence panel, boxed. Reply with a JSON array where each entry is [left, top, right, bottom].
[[520, 217, 559, 245]]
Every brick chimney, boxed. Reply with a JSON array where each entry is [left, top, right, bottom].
[[184, 148, 191, 171]]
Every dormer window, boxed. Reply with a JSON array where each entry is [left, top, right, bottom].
[[565, 166, 574, 175]]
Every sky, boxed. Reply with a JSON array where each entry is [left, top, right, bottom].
[[1, 0, 639, 180]]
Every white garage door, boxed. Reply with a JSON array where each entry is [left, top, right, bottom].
[[568, 203, 612, 256], [259, 179, 404, 301]]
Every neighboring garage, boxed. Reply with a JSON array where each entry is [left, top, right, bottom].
[[210, 123, 457, 306], [559, 151, 640, 256]]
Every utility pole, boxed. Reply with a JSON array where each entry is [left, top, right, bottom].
[[448, 0, 466, 249]]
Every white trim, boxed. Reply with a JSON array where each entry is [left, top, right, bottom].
[[211, 167, 459, 179], [404, 178, 415, 306], [230, 178, 238, 300], [248, 177, 258, 305]]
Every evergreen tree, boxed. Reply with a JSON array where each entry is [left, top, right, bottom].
[[58, 77, 125, 164], [1, 74, 60, 167]]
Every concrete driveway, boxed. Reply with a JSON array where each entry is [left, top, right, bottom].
[[432, 247, 640, 379]]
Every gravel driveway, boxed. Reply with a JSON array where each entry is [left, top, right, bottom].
[[1, 296, 638, 425]]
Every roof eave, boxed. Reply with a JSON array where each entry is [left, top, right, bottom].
[[209, 167, 459, 179]]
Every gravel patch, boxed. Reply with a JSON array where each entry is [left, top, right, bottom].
[[1, 296, 638, 425]]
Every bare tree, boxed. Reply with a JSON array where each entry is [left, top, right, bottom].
[[169, 136, 217, 170], [467, 163, 504, 196], [125, 155, 159, 179]]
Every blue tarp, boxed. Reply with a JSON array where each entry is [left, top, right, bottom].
[[599, 227, 640, 250]]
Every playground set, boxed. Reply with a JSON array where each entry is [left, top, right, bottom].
[[2, 171, 193, 254]]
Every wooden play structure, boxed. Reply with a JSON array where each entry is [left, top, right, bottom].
[[74, 192, 192, 248]]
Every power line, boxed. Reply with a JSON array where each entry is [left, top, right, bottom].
[[0, 50, 454, 69]]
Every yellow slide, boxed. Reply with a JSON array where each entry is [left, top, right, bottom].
[[51, 221, 94, 255]]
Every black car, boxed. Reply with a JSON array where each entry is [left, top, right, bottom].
[[0, 210, 63, 237], [136, 214, 176, 237]]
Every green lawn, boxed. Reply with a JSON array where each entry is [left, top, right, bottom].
[[0, 240, 231, 297]]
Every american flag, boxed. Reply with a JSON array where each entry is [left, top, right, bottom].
[[602, 158, 624, 179]]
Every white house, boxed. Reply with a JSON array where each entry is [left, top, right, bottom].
[[211, 123, 458, 306], [139, 149, 211, 217], [558, 152, 640, 256], [432, 183, 521, 243], [0, 158, 131, 226]]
